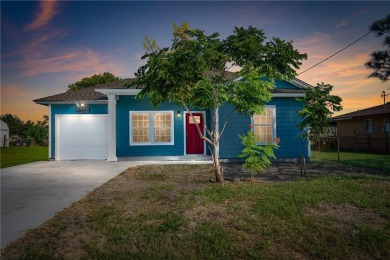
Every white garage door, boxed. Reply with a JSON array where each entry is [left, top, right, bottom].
[[56, 115, 108, 160]]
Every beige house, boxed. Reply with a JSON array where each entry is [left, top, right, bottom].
[[331, 103, 390, 153]]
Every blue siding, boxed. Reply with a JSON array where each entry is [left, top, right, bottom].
[[274, 79, 298, 89], [50, 104, 108, 158], [49, 79, 307, 159], [219, 98, 308, 159], [116, 96, 185, 156]]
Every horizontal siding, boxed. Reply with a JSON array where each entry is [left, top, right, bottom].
[[50, 104, 108, 159], [116, 96, 185, 156], [219, 98, 308, 159], [337, 115, 390, 153], [337, 116, 388, 137]]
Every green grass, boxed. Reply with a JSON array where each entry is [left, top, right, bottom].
[[2, 165, 389, 259], [311, 150, 390, 172], [0, 146, 48, 168]]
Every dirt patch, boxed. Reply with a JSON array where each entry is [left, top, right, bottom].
[[185, 203, 229, 226], [308, 203, 388, 230]]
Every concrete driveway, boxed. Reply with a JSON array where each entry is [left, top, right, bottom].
[[0, 160, 148, 248]]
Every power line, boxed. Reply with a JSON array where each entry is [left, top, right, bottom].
[[298, 30, 373, 75]]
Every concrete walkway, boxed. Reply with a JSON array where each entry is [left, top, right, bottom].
[[1, 159, 211, 248]]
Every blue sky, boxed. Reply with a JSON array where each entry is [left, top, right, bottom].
[[1, 1, 389, 121]]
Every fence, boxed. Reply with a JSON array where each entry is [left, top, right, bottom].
[[315, 135, 390, 155], [1, 137, 35, 148]]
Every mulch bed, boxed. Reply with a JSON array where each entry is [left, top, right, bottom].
[[221, 161, 387, 183]]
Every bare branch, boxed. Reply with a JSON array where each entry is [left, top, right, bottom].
[[181, 100, 213, 145]]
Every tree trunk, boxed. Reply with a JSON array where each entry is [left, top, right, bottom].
[[212, 142, 224, 183], [211, 106, 224, 183]]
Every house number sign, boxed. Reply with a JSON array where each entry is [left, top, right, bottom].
[[76, 107, 90, 113]]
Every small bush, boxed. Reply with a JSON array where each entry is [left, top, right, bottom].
[[238, 131, 279, 178]]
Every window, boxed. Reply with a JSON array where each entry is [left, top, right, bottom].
[[252, 107, 276, 144], [365, 119, 373, 132], [130, 111, 174, 145]]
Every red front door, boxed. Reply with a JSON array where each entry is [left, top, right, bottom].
[[186, 113, 204, 154]]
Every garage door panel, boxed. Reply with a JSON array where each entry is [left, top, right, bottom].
[[56, 115, 108, 160]]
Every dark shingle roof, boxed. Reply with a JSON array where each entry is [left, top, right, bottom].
[[34, 74, 308, 104], [332, 103, 390, 120], [33, 79, 134, 104]]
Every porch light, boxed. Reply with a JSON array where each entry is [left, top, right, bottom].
[[177, 111, 181, 118], [76, 103, 85, 107]]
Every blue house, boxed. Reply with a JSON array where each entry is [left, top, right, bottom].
[[34, 77, 310, 161]]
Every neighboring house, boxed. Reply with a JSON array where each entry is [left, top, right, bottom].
[[33, 75, 311, 161], [0, 120, 10, 147], [331, 102, 390, 153]]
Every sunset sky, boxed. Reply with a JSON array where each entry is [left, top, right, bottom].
[[1, 1, 389, 122]]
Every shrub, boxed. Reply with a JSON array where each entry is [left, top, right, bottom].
[[238, 131, 279, 178]]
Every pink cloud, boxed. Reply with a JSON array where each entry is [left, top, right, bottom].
[[294, 35, 385, 116], [1, 83, 31, 97], [17, 47, 127, 78], [294, 32, 333, 50], [26, 0, 60, 30], [335, 19, 348, 28], [4, 27, 132, 81], [351, 8, 369, 18]]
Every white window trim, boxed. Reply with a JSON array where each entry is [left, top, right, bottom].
[[251, 105, 276, 145], [129, 111, 174, 146]]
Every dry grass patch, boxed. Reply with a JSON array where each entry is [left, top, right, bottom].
[[308, 203, 388, 230]]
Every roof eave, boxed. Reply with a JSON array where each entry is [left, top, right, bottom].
[[331, 117, 353, 121], [292, 78, 312, 89], [272, 93, 305, 98], [33, 100, 108, 105], [95, 88, 141, 95]]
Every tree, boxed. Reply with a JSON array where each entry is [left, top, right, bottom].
[[68, 72, 120, 91], [130, 22, 307, 182], [297, 82, 343, 144], [238, 130, 279, 179], [0, 114, 48, 145], [0, 114, 24, 136], [23, 115, 49, 145], [365, 14, 390, 82]]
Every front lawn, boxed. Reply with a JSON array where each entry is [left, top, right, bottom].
[[0, 146, 48, 168], [2, 164, 389, 259], [311, 150, 390, 173]]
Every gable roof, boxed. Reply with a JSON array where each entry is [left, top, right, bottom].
[[34, 75, 310, 105], [33, 79, 135, 105], [332, 102, 390, 121]]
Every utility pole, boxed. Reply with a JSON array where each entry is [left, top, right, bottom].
[[381, 91, 389, 112]]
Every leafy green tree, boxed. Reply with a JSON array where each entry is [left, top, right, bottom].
[[0, 114, 48, 145], [238, 131, 278, 179], [68, 72, 120, 91], [365, 14, 390, 82], [130, 22, 307, 182], [0, 114, 24, 136], [297, 83, 343, 144], [23, 116, 48, 145]]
